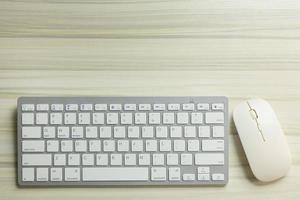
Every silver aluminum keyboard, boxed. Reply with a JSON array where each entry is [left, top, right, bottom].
[[17, 96, 228, 186]]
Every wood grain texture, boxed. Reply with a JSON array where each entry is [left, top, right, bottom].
[[1, 0, 300, 199]]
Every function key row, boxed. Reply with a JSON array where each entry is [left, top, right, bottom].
[[22, 103, 224, 112]]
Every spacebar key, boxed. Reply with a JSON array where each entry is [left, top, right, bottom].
[[83, 167, 149, 181]]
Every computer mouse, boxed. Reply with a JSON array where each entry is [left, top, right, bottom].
[[233, 99, 291, 182]]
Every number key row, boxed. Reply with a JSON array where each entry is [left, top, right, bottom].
[[22, 112, 224, 125]]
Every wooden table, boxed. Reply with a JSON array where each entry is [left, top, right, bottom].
[[1, 0, 300, 199]]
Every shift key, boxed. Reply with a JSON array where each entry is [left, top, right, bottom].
[[22, 154, 52, 166]]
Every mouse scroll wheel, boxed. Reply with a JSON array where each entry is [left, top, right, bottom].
[[249, 109, 258, 120]]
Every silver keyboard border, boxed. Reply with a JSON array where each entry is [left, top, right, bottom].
[[17, 96, 228, 186]]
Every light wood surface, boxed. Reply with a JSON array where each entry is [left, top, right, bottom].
[[1, 0, 300, 199]]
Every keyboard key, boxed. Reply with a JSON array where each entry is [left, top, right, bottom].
[[156, 126, 168, 138], [142, 126, 154, 138], [96, 154, 108, 165], [153, 154, 165, 166], [95, 104, 107, 111], [89, 140, 101, 152], [51, 104, 63, 111], [205, 112, 224, 124], [167, 153, 178, 165], [138, 104, 151, 111], [212, 103, 224, 110], [65, 168, 80, 181], [198, 174, 210, 181], [151, 167, 166, 181], [83, 167, 148, 181], [213, 126, 224, 137], [36, 104, 49, 111], [61, 140, 73, 152], [184, 126, 196, 138], [163, 113, 175, 124], [57, 126, 69, 138], [173, 140, 185, 152], [80, 104, 93, 111], [22, 113, 34, 125], [22, 154, 52, 166], [22, 168, 34, 181], [182, 103, 194, 110], [212, 173, 225, 181], [149, 113, 160, 124], [47, 140, 59, 152], [177, 112, 189, 124], [72, 127, 84, 138], [117, 140, 129, 152], [138, 154, 150, 165], [103, 140, 115, 152], [78, 113, 90, 124], [124, 104, 136, 111], [168, 104, 180, 111], [107, 113, 119, 124], [22, 104, 35, 111], [92, 113, 104, 124], [181, 153, 192, 165], [198, 167, 210, 174], [22, 127, 41, 138], [132, 140, 143, 152], [75, 140, 87, 152], [82, 154, 94, 166], [170, 126, 182, 138], [121, 113, 132, 124], [86, 126, 98, 138], [50, 113, 62, 124], [188, 140, 200, 151], [128, 126, 140, 138], [202, 140, 224, 151], [125, 154, 136, 166], [22, 140, 44, 152], [36, 113, 48, 125], [146, 140, 157, 152], [50, 168, 62, 181], [195, 153, 224, 165], [100, 127, 111, 138], [199, 126, 210, 138], [183, 174, 195, 181], [160, 140, 171, 151], [153, 104, 165, 110], [191, 112, 203, 124], [114, 126, 126, 138], [110, 104, 122, 111], [197, 103, 209, 110], [54, 154, 66, 166], [169, 167, 181, 181], [64, 113, 77, 124], [135, 113, 146, 124], [110, 154, 122, 165], [68, 154, 80, 165], [36, 168, 48, 181], [66, 104, 78, 111], [43, 127, 55, 138]]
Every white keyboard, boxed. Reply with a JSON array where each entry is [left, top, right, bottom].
[[17, 97, 228, 186]]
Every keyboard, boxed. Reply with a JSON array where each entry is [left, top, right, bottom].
[[17, 96, 228, 186]]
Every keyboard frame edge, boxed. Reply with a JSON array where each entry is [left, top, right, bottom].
[[17, 96, 229, 186]]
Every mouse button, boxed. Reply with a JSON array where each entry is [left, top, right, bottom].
[[249, 109, 258, 120]]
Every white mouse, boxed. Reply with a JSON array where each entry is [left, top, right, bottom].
[[233, 99, 291, 182]]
